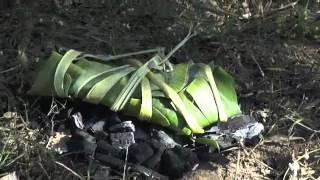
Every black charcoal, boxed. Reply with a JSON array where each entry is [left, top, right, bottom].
[[159, 146, 199, 178], [128, 142, 154, 164]]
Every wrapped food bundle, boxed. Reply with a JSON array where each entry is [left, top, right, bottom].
[[28, 48, 242, 136], [29, 47, 264, 178]]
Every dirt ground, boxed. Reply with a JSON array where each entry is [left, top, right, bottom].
[[0, 0, 320, 179]]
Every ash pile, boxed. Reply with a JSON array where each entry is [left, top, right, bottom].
[[47, 103, 263, 179]]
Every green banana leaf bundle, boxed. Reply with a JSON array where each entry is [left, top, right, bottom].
[[28, 49, 242, 136]]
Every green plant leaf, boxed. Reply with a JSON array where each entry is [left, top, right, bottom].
[[84, 67, 135, 104], [195, 137, 220, 152], [212, 66, 242, 117], [145, 70, 204, 134], [54, 49, 83, 97], [152, 98, 192, 134], [200, 64, 229, 122], [179, 92, 210, 127], [70, 65, 133, 98], [28, 52, 63, 96], [139, 78, 152, 120], [123, 98, 171, 128], [165, 63, 190, 92], [111, 56, 160, 112], [185, 78, 218, 124]]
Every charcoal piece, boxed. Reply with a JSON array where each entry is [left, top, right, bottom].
[[93, 166, 110, 180], [152, 129, 180, 149], [134, 126, 150, 141], [109, 121, 136, 149], [96, 140, 125, 159], [127, 164, 169, 180], [245, 135, 261, 146], [128, 142, 154, 164], [74, 129, 96, 143], [67, 103, 121, 132], [149, 139, 166, 151], [143, 146, 165, 169], [159, 146, 199, 178], [95, 153, 124, 169], [90, 121, 105, 133], [138, 139, 167, 169], [109, 121, 135, 133], [67, 129, 97, 154], [110, 131, 135, 149], [66, 139, 83, 152]]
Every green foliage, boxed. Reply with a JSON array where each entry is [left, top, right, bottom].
[[276, 4, 320, 39], [0, 139, 15, 170]]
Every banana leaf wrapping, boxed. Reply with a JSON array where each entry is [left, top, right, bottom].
[[28, 49, 242, 135]]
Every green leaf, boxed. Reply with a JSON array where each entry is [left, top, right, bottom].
[[200, 64, 229, 122], [70, 65, 133, 98], [122, 98, 171, 127], [139, 78, 152, 120], [212, 66, 242, 117], [54, 49, 83, 97], [28, 52, 64, 96], [179, 92, 210, 128], [165, 63, 190, 92], [145, 70, 204, 134], [123, 97, 192, 135], [195, 137, 220, 152], [111, 56, 160, 111], [185, 78, 218, 124], [84, 67, 135, 104], [152, 98, 192, 134], [151, 106, 172, 127]]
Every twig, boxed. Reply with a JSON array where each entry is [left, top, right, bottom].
[[38, 162, 50, 179], [270, 0, 299, 13], [160, 28, 196, 64], [241, 141, 276, 171], [86, 150, 95, 180], [81, 48, 164, 62], [0, 65, 20, 74], [286, 115, 320, 134], [47, 97, 67, 135], [55, 161, 85, 180], [5, 153, 24, 167], [279, 105, 320, 135], [250, 53, 265, 78], [16, 97, 31, 129], [235, 149, 241, 179], [122, 147, 129, 180], [283, 148, 320, 180]]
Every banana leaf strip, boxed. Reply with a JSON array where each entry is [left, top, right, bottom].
[[140, 78, 152, 120]]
